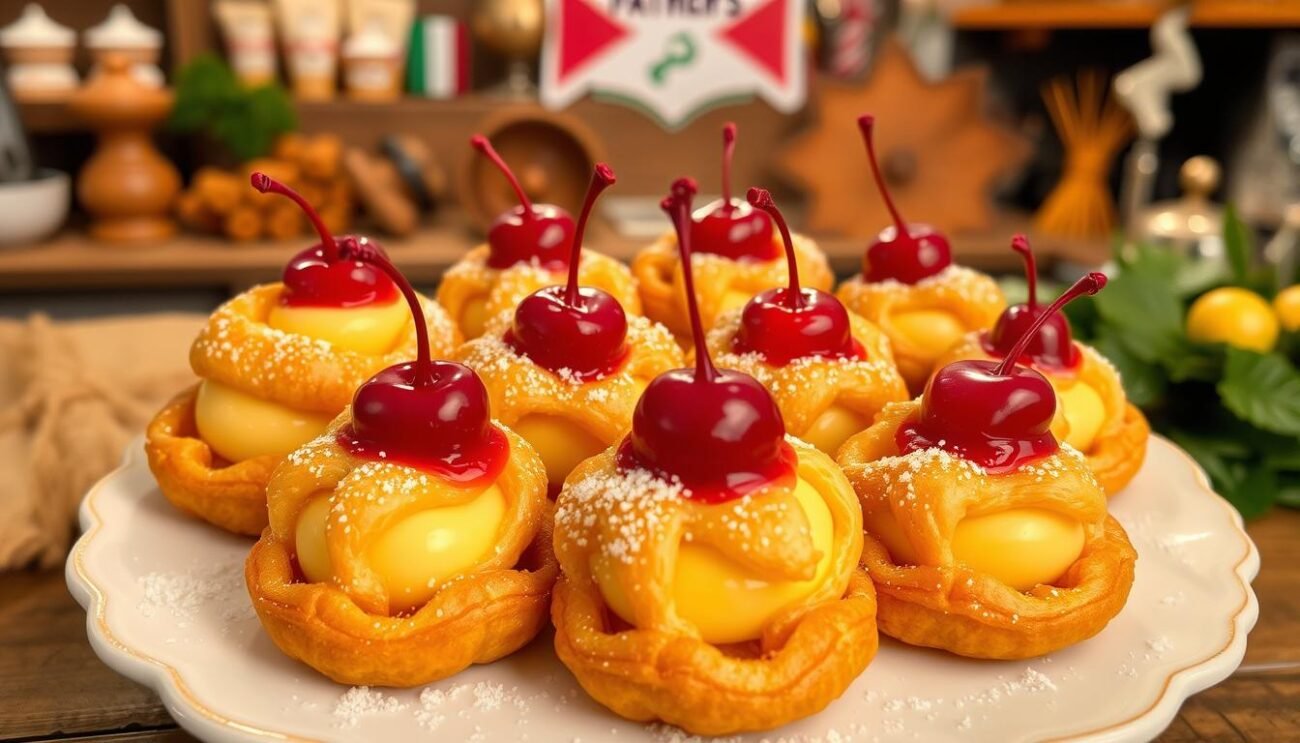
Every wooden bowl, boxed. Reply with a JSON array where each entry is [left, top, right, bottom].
[[459, 105, 603, 233]]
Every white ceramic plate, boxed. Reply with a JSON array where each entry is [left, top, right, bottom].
[[67, 435, 1259, 743]]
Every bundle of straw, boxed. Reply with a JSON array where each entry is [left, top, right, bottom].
[[1034, 70, 1135, 240]]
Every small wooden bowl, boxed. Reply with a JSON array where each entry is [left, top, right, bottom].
[[458, 105, 603, 233]]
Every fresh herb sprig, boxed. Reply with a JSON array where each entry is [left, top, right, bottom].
[[1062, 208, 1300, 517], [168, 54, 297, 162]]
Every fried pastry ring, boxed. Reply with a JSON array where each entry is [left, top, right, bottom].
[[703, 309, 909, 455], [836, 266, 1005, 393], [935, 336, 1150, 495], [633, 231, 833, 340], [456, 315, 683, 493], [552, 442, 878, 736], [144, 283, 459, 536], [436, 245, 642, 339], [245, 415, 553, 686], [837, 401, 1136, 659], [146, 386, 276, 535]]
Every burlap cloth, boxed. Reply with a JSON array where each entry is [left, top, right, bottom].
[[0, 312, 203, 570]]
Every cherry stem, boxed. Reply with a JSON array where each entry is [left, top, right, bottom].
[[995, 272, 1107, 375], [747, 187, 803, 309], [250, 171, 337, 259], [661, 177, 717, 383], [339, 239, 433, 387], [1011, 234, 1038, 307], [856, 115, 909, 238], [721, 122, 737, 208], [470, 134, 533, 217], [565, 163, 617, 305]]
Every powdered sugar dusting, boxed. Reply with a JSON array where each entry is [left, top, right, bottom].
[[332, 686, 407, 728], [136, 557, 252, 629]]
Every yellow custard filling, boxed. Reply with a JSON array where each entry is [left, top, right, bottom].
[[719, 289, 756, 318], [194, 380, 333, 462], [864, 507, 1084, 592], [595, 477, 834, 644], [1057, 380, 1107, 453], [512, 414, 607, 491], [266, 295, 409, 355], [800, 404, 869, 457], [890, 310, 966, 360], [294, 484, 507, 615], [460, 295, 489, 339]]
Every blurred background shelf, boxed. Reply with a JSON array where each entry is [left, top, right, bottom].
[[0, 210, 1106, 292], [953, 1, 1300, 30]]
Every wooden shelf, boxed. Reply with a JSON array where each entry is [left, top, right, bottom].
[[0, 217, 476, 292], [0, 210, 1106, 293], [952, 1, 1300, 29]]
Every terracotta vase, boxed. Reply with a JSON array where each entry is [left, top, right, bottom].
[[67, 54, 180, 244]]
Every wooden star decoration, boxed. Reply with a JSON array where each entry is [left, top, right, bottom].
[[778, 40, 1030, 240]]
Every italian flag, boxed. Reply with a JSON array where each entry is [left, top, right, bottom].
[[407, 16, 470, 98]]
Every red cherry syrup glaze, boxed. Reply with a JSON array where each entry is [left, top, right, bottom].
[[980, 235, 1083, 370], [471, 135, 575, 271], [733, 187, 865, 367], [334, 240, 507, 484], [689, 122, 778, 262], [857, 115, 952, 284], [504, 163, 630, 381], [250, 172, 397, 308], [617, 177, 796, 503], [897, 272, 1108, 472]]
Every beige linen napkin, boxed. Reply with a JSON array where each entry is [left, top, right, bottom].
[[0, 312, 202, 570]]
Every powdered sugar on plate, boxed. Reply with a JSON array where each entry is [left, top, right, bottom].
[[136, 556, 251, 630]]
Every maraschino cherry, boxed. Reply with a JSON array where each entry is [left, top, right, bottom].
[[250, 172, 397, 308], [505, 163, 629, 380], [897, 272, 1108, 472], [733, 187, 865, 366], [857, 115, 952, 284], [617, 178, 796, 503], [471, 134, 576, 271], [334, 240, 508, 483], [690, 123, 778, 262], [981, 235, 1082, 369]]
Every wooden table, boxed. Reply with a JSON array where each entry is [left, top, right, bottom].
[[2, 510, 1296, 742]]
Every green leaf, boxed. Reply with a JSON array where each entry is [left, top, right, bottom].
[[167, 54, 296, 161], [1278, 473, 1300, 509], [1091, 334, 1166, 407], [1168, 429, 1240, 486], [1166, 427, 1253, 459], [1264, 445, 1300, 471], [1218, 348, 1300, 436], [1223, 203, 1254, 285], [1163, 341, 1223, 383], [1093, 269, 1184, 363], [1221, 463, 1276, 519]]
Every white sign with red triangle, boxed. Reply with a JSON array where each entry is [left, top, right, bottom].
[[539, 0, 805, 128]]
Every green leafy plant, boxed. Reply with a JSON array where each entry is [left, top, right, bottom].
[[169, 54, 297, 162], [1063, 209, 1300, 518]]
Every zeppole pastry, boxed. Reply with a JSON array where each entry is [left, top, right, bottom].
[[633, 123, 832, 340], [838, 273, 1136, 660], [145, 173, 458, 535], [703, 188, 908, 456], [245, 242, 553, 687], [552, 179, 877, 736], [835, 115, 1005, 393], [457, 164, 681, 495], [935, 236, 1148, 494], [437, 135, 640, 339]]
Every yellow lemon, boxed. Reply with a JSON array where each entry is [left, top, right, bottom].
[[1186, 287, 1278, 352], [1274, 285, 1300, 332]]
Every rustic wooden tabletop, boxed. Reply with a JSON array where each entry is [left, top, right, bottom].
[[2, 509, 1296, 742]]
